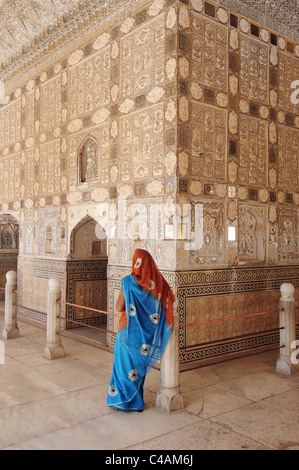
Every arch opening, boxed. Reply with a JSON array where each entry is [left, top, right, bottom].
[[65, 216, 108, 339]]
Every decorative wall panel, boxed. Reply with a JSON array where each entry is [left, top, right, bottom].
[[190, 101, 227, 182], [0, 100, 21, 147], [41, 75, 62, 131], [277, 126, 299, 191], [120, 103, 165, 182], [239, 116, 268, 187], [0, 0, 298, 363], [68, 46, 111, 119], [120, 13, 166, 100], [0, 154, 21, 201], [40, 140, 61, 195], [239, 34, 269, 104], [191, 12, 228, 92], [178, 264, 299, 367]]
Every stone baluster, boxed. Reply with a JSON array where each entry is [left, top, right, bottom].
[[44, 277, 65, 360], [156, 291, 184, 413], [276, 283, 298, 375], [3, 270, 19, 339]]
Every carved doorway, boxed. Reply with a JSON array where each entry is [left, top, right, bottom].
[[66, 216, 108, 335]]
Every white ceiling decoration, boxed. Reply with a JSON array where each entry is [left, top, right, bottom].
[[0, 0, 134, 82], [219, 0, 299, 41], [0, 0, 298, 83], [0, 0, 82, 66]]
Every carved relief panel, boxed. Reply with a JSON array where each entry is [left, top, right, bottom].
[[238, 204, 266, 263], [190, 101, 227, 182], [120, 13, 165, 101], [278, 207, 298, 262], [239, 115, 268, 187], [24, 149, 35, 198], [68, 45, 111, 119], [277, 126, 299, 191], [189, 199, 225, 266], [239, 34, 269, 104], [40, 140, 61, 195], [0, 153, 20, 201], [41, 75, 62, 131], [119, 103, 165, 182], [0, 99, 21, 147], [25, 90, 35, 138], [191, 12, 228, 92]]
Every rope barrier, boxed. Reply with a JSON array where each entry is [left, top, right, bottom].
[[180, 308, 282, 328], [58, 330, 114, 353], [13, 290, 47, 300], [179, 326, 285, 350], [57, 315, 117, 335], [16, 304, 47, 316], [57, 299, 121, 318], [180, 344, 285, 372]]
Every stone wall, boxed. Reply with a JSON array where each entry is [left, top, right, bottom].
[[0, 0, 298, 363]]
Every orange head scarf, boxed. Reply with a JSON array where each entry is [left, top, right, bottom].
[[131, 249, 175, 328]]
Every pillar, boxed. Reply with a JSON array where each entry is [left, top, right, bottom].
[[156, 293, 184, 413], [276, 282, 298, 375], [44, 277, 65, 360], [2, 270, 19, 339]]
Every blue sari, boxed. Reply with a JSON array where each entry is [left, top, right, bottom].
[[107, 273, 173, 411]]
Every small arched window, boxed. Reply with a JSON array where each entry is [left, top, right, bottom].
[[2, 232, 13, 249], [78, 138, 98, 184]]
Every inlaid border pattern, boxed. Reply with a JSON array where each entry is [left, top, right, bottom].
[[178, 264, 299, 364]]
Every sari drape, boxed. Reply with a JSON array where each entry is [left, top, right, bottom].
[[107, 249, 174, 411]]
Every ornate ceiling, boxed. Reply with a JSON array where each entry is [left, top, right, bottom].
[[0, 0, 298, 83], [220, 0, 299, 41], [0, 0, 135, 82], [0, 1, 82, 68]]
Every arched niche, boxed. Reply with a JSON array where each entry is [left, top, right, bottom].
[[78, 137, 98, 184], [0, 214, 19, 298], [69, 216, 107, 259], [66, 215, 108, 330], [238, 208, 265, 263], [0, 214, 19, 251]]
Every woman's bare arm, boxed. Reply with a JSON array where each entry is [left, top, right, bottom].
[[115, 289, 125, 312]]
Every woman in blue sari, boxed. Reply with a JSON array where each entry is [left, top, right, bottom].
[[107, 249, 175, 411]]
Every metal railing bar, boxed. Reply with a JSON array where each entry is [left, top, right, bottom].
[[16, 304, 47, 316], [179, 327, 284, 350], [13, 290, 47, 300], [180, 344, 285, 372], [180, 308, 282, 328], [57, 316, 116, 335], [57, 299, 121, 318]]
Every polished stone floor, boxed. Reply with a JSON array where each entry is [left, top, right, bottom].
[[0, 310, 298, 451]]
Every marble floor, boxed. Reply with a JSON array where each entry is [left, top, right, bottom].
[[0, 310, 298, 451]]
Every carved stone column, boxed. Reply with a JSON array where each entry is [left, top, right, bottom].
[[276, 283, 298, 375], [3, 270, 19, 339], [44, 277, 65, 360], [156, 293, 184, 414]]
